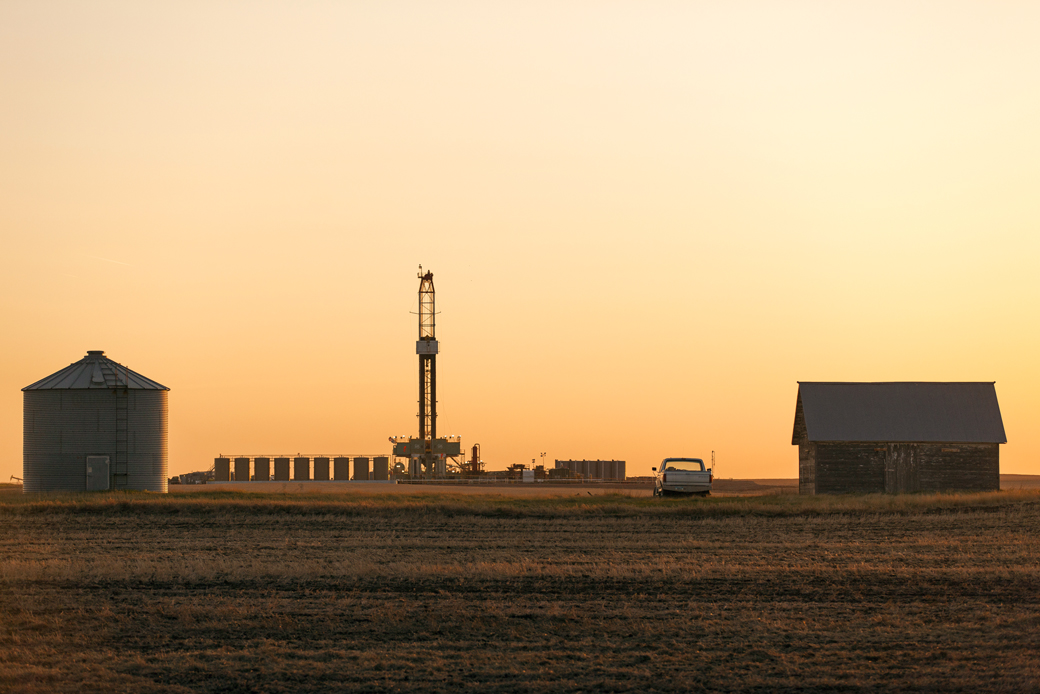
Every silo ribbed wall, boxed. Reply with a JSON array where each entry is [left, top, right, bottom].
[[125, 390, 168, 492], [23, 389, 168, 493]]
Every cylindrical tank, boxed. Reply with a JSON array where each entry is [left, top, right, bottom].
[[274, 457, 290, 480], [372, 456, 389, 481], [313, 457, 330, 481], [234, 457, 250, 482], [254, 457, 271, 481], [333, 457, 350, 480], [353, 457, 369, 481], [23, 350, 169, 493], [215, 457, 231, 481]]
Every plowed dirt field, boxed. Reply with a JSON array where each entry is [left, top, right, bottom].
[[1, 490, 1038, 692]]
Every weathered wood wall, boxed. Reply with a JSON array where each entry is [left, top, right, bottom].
[[805, 442, 1000, 494], [916, 444, 999, 492], [792, 396, 807, 443], [798, 440, 814, 495], [885, 444, 915, 494], [815, 443, 886, 494]]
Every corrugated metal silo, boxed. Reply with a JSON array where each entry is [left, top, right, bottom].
[[23, 350, 169, 493]]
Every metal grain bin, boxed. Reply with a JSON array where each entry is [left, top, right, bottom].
[[23, 351, 169, 493], [254, 457, 270, 481], [215, 458, 231, 482], [313, 457, 330, 481], [274, 457, 290, 481], [353, 457, 369, 481], [333, 456, 350, 480], [372, 456, 389, 481], [293, 457, 310, 481], [234, 457, 250, 482]]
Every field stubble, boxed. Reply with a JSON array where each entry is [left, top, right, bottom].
[[1, 489, 1039, 693]]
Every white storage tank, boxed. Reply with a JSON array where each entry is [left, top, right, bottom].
[[22, 350, 169, 493]]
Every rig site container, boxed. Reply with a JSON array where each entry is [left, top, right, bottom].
[[234, 457, 250, 482], [254, 457, 270, 481], [274, 457, 290, 481], [215, 457, 231, 482], [334, 457, 350, 480], [313, 456, 330, 481], [293, 457, 310, 481], [372, 456, 389, 481], [23, 350, 170, 493], [554, 459, 627, 481], [353, 457, 369, 481]]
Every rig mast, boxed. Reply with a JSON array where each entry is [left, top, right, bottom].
[[417, 268, 438, 446], [391, 266, 460, 478]]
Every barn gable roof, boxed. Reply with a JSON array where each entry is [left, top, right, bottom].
[[792, 382, 1006, 444]]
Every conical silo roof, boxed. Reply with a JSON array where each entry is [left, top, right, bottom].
[[22, 350, 169, 391]]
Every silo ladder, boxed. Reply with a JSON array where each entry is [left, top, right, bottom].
[[114, 390, 129, 488]]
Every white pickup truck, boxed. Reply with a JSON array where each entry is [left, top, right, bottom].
[[652, 458, 712, 497]]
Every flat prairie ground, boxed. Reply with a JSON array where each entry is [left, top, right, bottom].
[[1002, 474, 1040, 490], [1, 489, 1039, 693], [191, 474, 1039, 496], [193, 478, 799, 497]]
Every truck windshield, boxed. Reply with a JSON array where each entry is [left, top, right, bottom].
[[663, 459, 705, 472]]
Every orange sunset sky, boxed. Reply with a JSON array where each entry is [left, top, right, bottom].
[[2, 2, 1038, 481]]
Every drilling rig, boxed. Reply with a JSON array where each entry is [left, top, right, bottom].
[[391, 267, 461, 478]]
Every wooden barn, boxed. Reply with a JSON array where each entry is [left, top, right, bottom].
[[793, 382, 1006, 495]]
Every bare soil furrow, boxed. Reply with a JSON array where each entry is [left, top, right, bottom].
[[1, 492, 1038, 692]]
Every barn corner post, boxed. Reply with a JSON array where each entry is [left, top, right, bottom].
[[884, 444, 897, 494], [793, 387, 815, 495], [884, 444, 919, 494]]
